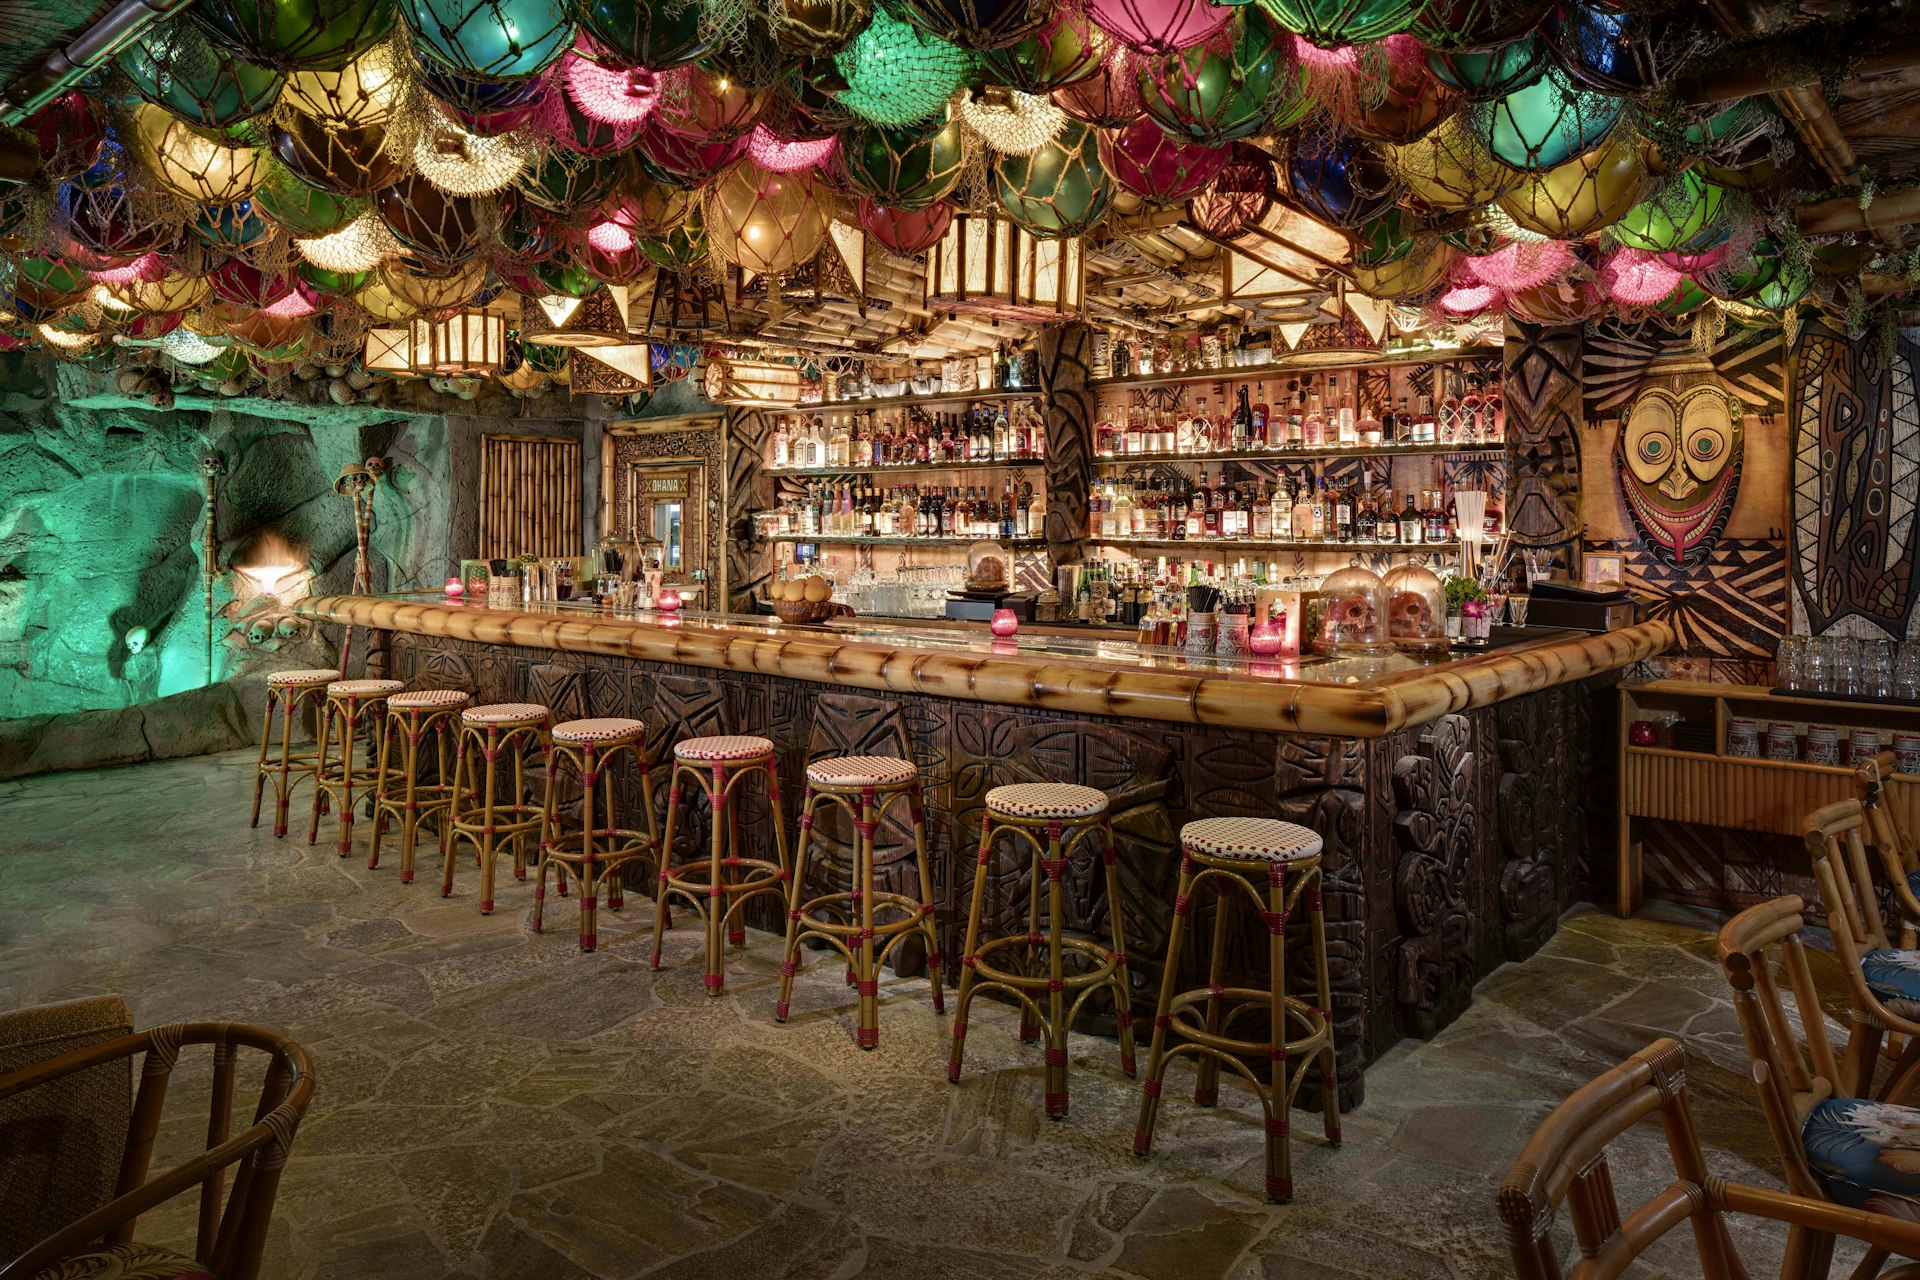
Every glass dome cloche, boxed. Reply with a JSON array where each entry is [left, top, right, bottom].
[[1317, 561, 1391, 655], [967, 540, 1012, 591], [1382, 562, 1448, 651]]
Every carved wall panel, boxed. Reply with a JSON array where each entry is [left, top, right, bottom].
[[1496, 690, 1572, 963], [1502, 319, 1583, 551], [1037, 324, 1093, 565], [1389, 713, 1479, 1040]]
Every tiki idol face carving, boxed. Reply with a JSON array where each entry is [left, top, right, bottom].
[[1617, 383, 1743, 569]]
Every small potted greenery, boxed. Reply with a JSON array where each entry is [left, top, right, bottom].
[[1444, 574, 1489, 645]]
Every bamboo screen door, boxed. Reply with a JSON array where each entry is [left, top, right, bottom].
[[478, 434, 583, 560]]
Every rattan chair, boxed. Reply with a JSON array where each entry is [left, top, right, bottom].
[[1859, 756, 1920, 948], [0, 1019, 315, 1280], [1498, 1037, 1920, 1280]]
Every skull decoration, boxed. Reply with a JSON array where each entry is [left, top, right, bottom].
[[1616, 382, 1743, 570], [124, 625, 149, 656]]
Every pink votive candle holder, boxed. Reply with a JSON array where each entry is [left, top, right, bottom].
[[444, 575, 465, 600], [1249, 617, 1284, 657], [657, 588, 682, 612], [990, 608, 1019, 638]]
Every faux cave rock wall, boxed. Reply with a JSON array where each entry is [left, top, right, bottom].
[[0, 355, 591, 772]]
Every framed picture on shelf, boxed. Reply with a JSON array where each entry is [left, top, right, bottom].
[[1583, 551, 1624, 587]]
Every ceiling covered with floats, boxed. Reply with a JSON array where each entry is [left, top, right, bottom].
[[0, 0, 1909, 397]]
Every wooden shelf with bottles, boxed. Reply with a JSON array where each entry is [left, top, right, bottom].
[[1087, 346, 1501, 391], [770, 534, 1045, 548], [1091, 536, 1461, 554], [1091, 442, 1501, 468], [791, 389, 1045, 412], [767, 460, 1046, 479]]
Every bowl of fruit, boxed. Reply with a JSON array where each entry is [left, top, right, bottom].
[[766, 573, 837, 624]]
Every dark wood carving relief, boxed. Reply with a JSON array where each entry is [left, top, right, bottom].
[[1036, 323, 1093, 566], [1502, 318, 1583, 557], [385, 630, 1603, 1110]]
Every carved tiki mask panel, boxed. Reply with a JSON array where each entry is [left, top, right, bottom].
[[1617, 383, 1743, 569]]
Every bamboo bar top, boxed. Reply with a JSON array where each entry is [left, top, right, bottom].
[[299, 593, 1672, 737]]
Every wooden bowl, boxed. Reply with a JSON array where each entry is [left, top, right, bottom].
[[768, 596, 837, 625]]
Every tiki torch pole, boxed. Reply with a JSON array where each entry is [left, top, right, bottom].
[[333, 458, 384, 676], [200, 450, 223, 687]]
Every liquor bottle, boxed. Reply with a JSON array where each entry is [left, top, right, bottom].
[[1424, 490, 1449, 544], [828, 416, 850, 467], [1232, 385, 1254, 452], [1027, 482, 1045, 539], [1291, 479, 1315, 541], [1398, 491, 1421, 544], [1270, 480, 1291, 542], [1334, 482, 1354, 543], [1413, 394, 1436, 445], [772, 419, 791, 468], [1253, 381, 1271, 446], [1014, 483, 1031, 538], [1302, 379, 1325, 448], [1239, 486, 1256, 540], [1393, 395, 1411, 445], [1439, 382, 1461, 444], [1112, 337, 1131, 379], [1358, 398, 1383, 447], [1461, 377, 1484, 444], [1487, 385, 1506, 443], [994, 343, 1011, 390], [1251, 481, 1273, 540], [1376, 490, 1398, 543], [1334, 375, 1357, 447], [1200, 473, 1221, 540], [1184, 479, 1204, 540], [940, 487, 957, 537], [1285, 380, 1304, 447], [1356, 491, 1378, 542], [993, 403, 1010, 460]]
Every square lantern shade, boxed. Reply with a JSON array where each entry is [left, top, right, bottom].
[[520, 288, 630, 348], [409, 310, 506, 374], [364, 327, 420, 375], [925, 212, 1082, 324], [702, 357, 804, 407]]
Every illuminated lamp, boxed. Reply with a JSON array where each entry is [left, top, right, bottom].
[[1596, 245, 1677, 306], [655, 65, 770, 142], [522, 287, 629, 346], [702, 357, 805, 406], [559, 48, 663, 124], [409, 309, 506, 372], [570, 342, 653, 393], [1098, 121, 1228, 204], [704, 162, 831, 276], [1461, 238, 1573, 291], [269, 113, 404, 196], [635, 119, 750, 186], [860, 196, 953, 253], [1468, 60, 1623, 172], [1437, 282, 1499, 314], [25, 92, 105, 182], [1423, 34, 1550, 101], [1254, 0, 1416, 48], [363, 326, 417, 372], [1495, 132, 1647, 239], [579, 0, 708, 70], [296, 211, 402, 272], [282, 42, 405, 127], [1187, 143, 1275, 241], [131, 105, 266, 204], [1349, 236, 1455, 301], [925, 208, 1083, 320], [961, 90, 1067, 156], [411, 100, 533, 195], [1138, 9, 1308, 145], [375, 174, 489, 260], [402, 0, 575, 80], [1283, 131, 1396, 228], [839, 110, 968, 209], [1086, 0, 1232, 55], [770, 0, 873, 56], [833, 9, 974, 128], [192, 0, 395, 70], [747, 124, 838, 173], [1507, 276, 1602, 325], [994, 120, 1110, 238], [1610, 170, 1728, 255], [1384, 113, 1520, 212], [979, 10, 1106, 92], [1054, 45, 1145, 127], [116, 21, 284, 128], [162, 328, 227, 364]]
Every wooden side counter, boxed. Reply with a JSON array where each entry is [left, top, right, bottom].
[[299, 593, 1669, 1106]]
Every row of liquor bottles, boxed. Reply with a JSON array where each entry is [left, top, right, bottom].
[[772, 480, 1046, 541], [1089, 472, 1490, 545], [770, 402, 1047, 471], [1094, 374, 1505, 458]]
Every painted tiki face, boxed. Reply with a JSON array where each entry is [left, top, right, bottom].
[[1617, 383, 1743, 569]]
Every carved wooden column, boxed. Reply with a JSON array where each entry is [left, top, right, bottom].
[[725, 407, 772, 612], [1036, 323, 1093, 567], [1502, 319, 1584, 568]]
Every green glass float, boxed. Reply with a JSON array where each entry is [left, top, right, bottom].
[[897, 0, 1050, 53], [1424, 34, 1550, 101], [1611, 170, 1726, 254], [1137, 8, 1308, 145], [190, 0, 397, 71], [1351, 205, 1416, 269], [1411, 0, 1551, 50], [193, 200, 276, 250], [16, 255, 89, 297], [834, 8, 974, 128], [1254, 0, 1415, 48], [771, 0, 873, 58], [637, 204, 708, 271], [296, 261, 370, 296], [838, 110, 968, 210], [497, 198, 554, 259], [1655, 277, 1710, 316], [978, 12, 1104, 93], [1755, 259, 1811, 312], [581, 0, 709, 69], [1702, 240, 1779, 303], [534, 256, 601, 298], [254, 164, 364, 236], [403, 0, 575, 80], [118, 21, 284, 127], [993, 120, 1110, 238], [516, 150, 622, 213], [1469, 59, 1623, 171]]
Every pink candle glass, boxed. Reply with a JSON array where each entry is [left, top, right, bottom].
[[444, 575, 465, 600], [990, 608, 1020, 638], [657, 587, 682, 612], [1249, 617, 1284, 657]]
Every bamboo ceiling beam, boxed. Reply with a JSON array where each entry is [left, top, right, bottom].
[[1678, 36, 1920, 106]]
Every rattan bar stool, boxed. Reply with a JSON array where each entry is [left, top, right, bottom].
[[1133, 816, 1340, 1204], [947, 782, 1136, 1119], [368, 689, 470, 881], [250, 667, 338, 837], [649, 735, 792, 995], [440, 702, 551, 914], [774, 755, 943, 1048], [534, 718, 662, 952], [308, 678, 405, 855]]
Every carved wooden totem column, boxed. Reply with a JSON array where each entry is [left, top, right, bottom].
[[1502, 319, 1584, 565], [1036, 323, 1094, 566]]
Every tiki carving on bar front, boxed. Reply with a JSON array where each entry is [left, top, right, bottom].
[[1789, 317, 1920, 638], [1390, 712, 1477, 1038], [1497, 691, 1567, 962]]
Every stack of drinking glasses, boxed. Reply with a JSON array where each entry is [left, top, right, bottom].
[[1780, 633, 1920, 701]]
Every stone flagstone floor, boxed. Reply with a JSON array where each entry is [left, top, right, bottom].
[[0, 749, 1848, 1279]]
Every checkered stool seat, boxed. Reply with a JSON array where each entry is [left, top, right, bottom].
[[986, 782, 1108, 820], [1180, 817, 1323, 862], [463, 702, 549, 725], [389, 689, 471, 710], [268, 667, 339, 687], [805, 755, 918, 788], [675, 735, 774, 762], [327, 678, 404, 697], [553, 717, 645, 744]]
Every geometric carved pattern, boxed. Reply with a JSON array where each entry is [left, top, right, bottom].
[[1789, 317, 1920, 640], [1582, 537, 1787, 659], [1497, 691, 1569, 963], [725, 407, 772, 612], [1502, 318, 1582, 549], [1037, 324, 1093, 565], [1389, 712, 1478, 1040], [1583, 316, 1786, 417]]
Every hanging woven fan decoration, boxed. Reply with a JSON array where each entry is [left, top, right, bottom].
[[978, 9, 1106, 93], [1086, 0, 1232, 56], [402, 0, 576, 80], [193, 0, 397, 71], [859, 195, 953, 253], [1098, 119, 1228, 204], [117, 20, 285, 128], [410, 98, 533, 195], [960, 89, 1066, 156], [1384, 113, 1521, 211], [993, 119, 1110, 237], [704, 160, 831, 275], [374, 173, 491, 259], [1495, 131, 1648, 239], [747, 122, 839, 172], [1468, 60, 1624, 171], [1254, 0, 1417, 49], [838, 110, 969, 208], [834, 8, 975, 128], [557, 46, 665, 125], [1136, 8, 1308, 146], [1186, 141, 1274, 241], [269, 113, 406, 196]]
